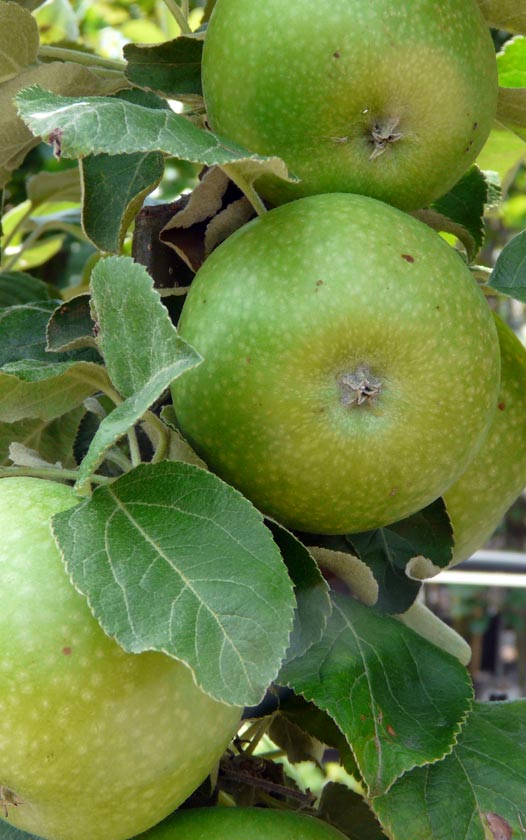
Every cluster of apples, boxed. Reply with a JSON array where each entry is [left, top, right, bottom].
[[175, 0, 526, 563]]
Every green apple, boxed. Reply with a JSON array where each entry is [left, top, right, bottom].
[[172, 193, 500, 535], [202, 0, 498, 210], [444, 313, 526, 566], [135, 806, 348, 840], [0, 477, 241, 840]]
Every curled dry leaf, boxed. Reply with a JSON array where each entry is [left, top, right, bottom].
[[160, 166, 255, 272]]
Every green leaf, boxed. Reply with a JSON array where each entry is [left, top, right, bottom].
[[495, 37, 526, 141], [52, 461, 296, 707], [274, 692, 360, 779], [319, 782, 387, 840], [46, 295, 97, 353], [0, 299, 99, 367], [429, 167, 492, 260], [0, 3, 39, 83], [81, 152, 165, 253], [0, 359, 112, 421], [0, 405, 85, 466], [267, 523, 331, 661], [90, 255, 201, 398], [489, 230, 526, 301], [498, 36, 526, 88], [0, 296, 99, 425], [26, 167, 81, 207], [124, 37, 204, 98], [306, 499, 453, 614], [6, 232, 66, 272], [476, 125, 526, 194], [79, 87, 168, 254], [74, 356, 200, 491], [0, 300, 61, 365], [0, 64, 123, 189], [373, 701, 526, 839], [497, 88, 526, 142], [15, 87, 294, 186], [0, 271, 56, 305], [279, 592, 473, 797]]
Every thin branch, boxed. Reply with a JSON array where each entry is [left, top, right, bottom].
[[38, 45, 125, 71], [0, 466, 111, 485]]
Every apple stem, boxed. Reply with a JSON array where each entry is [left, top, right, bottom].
[[162, 0, 192, 33], [0, 466, 112, 485], [127, 427, 143, 467]]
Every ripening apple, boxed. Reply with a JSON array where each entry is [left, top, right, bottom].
[[444, 313, 526, 566], [172, 193, 500, 535], [0, 477, 241, 840], [202, 0, 498, 210], [135, 806, 349, 840]]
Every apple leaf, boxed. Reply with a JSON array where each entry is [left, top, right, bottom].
[[0, 300, 97, 368], [0, 405, 85, 467], [15, 87, 295, 186], [495, 38, 526, 140], [267, 710, 325, 767], [0, 3, 39, 84], [319, 782, 387, 840], [52, 460, 295, 707], [489, 230, 526, 302], [267, 523, 331, 661], [0, 271, 56, 306], [90, 255, 201, 399], [73, 358, 199, 491], [26, 167, 81, 207], [426, 167, 493, 260], [497, 88, 526, 142], [46, 295, 97, 353], [272, 692, 360, 779], [372, 701, 526, 840], [75, 256, 201, 489], [477, 122, 526, 195], [498, 36, 526, 88], [0, 300, 62, 365], [0, 359, 112, 422], [279, 591, 473, 797], [0, 64, 123, 188], [79, 89, 168, 254], [306, 498, 453, 615], [124, 37, 204, 98], [81, 152, 165, 253], [0, 299, 108, 421]]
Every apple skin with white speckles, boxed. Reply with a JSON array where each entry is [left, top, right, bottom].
[[135, 806, 349, 840], [202, 0, 498, 211], [172, 193, 500, 536], [444, 313, 526, 566], [0, 477, 241, 840]]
